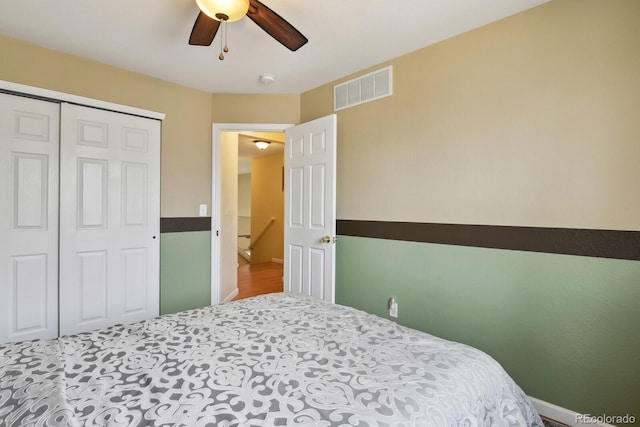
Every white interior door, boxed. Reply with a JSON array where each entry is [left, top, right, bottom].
[[284, 114, 337, 302], [59, 103, 160, 336], [0, 93, 60, 344]]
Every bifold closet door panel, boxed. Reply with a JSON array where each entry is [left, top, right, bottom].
[[0, 93, 60, 344], [59, 103, 160, 336]]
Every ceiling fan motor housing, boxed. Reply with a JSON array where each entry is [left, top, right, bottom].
[[196, 0, 249, 22]]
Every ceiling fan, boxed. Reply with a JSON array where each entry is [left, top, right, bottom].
[[189, 0, 308, 58]]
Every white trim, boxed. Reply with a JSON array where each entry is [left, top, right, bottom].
[[210, 123, 294, 306], [529, 396, 616, 427], [271, 258, 284, 264], [0, 80, 165, 120], [221, 288, 239, 304], [238, 248, 251, 262]]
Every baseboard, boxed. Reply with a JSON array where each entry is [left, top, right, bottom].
[[222, 288, 239, 303], [271, 258, 284, 264], [529, 396, 617, 427]]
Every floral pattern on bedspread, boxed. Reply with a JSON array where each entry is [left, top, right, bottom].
[[0, 293, 543, 426]]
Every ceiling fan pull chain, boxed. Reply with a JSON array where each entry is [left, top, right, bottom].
[[217, 15, 229, 60], [223, 18, 229, 53]]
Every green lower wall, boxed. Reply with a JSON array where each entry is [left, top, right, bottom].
[[160, 231, 211, 315], [336, 235, 640, 419]]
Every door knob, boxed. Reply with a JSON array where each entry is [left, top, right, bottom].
[[321, 235, 331, 243]]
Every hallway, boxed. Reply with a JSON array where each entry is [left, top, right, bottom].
[[233, 262, 283, 301]]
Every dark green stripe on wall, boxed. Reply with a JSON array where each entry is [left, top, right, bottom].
[[337, 220, 640, 261], [161, 217, 211, 233]]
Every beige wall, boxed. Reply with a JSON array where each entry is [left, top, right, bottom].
[[0, 35, 213, 218], [238, 173, 252, 217], [238, 173, 252, 264], [250, 152, 284, 263], [301, 0, 640, 231], [212, 93, 300, 124], [220, 132, 239, 301]]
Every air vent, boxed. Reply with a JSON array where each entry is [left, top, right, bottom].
[[334, 66, 393, 111]]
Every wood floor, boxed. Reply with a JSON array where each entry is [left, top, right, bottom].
[[233, 261, 283, 301]]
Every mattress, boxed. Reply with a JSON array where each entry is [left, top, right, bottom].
[[0, 293, 543, 426]]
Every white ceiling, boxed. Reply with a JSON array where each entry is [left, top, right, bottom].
[[0, 0, 549, 94]]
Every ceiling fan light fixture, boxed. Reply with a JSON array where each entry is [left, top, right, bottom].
[[254, 140, 271, 150], [196, 0, 250, 22]]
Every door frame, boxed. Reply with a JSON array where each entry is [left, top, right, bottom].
[[0, 80, 165, 120], [211, 123, 293, 305]]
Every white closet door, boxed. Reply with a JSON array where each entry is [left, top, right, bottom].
[[0, 93, 60, 344], [59, 103, 160, 336]]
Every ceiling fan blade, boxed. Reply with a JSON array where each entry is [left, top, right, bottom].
[[189, 11, 220, 46], [246, 1, 308, 51]]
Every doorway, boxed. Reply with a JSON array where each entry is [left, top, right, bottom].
[[211, 115, 337, 306], [210, 123, 293, 305], [236, 131, 285, 266], [236, 131, 285, 299]]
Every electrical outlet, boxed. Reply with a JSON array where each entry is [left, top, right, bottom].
[[389, 297, 398, 318]]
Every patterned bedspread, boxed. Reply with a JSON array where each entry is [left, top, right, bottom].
[[0, 293, 543, 426]]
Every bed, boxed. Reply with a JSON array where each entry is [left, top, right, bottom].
[[0, 293, 543, 426]]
